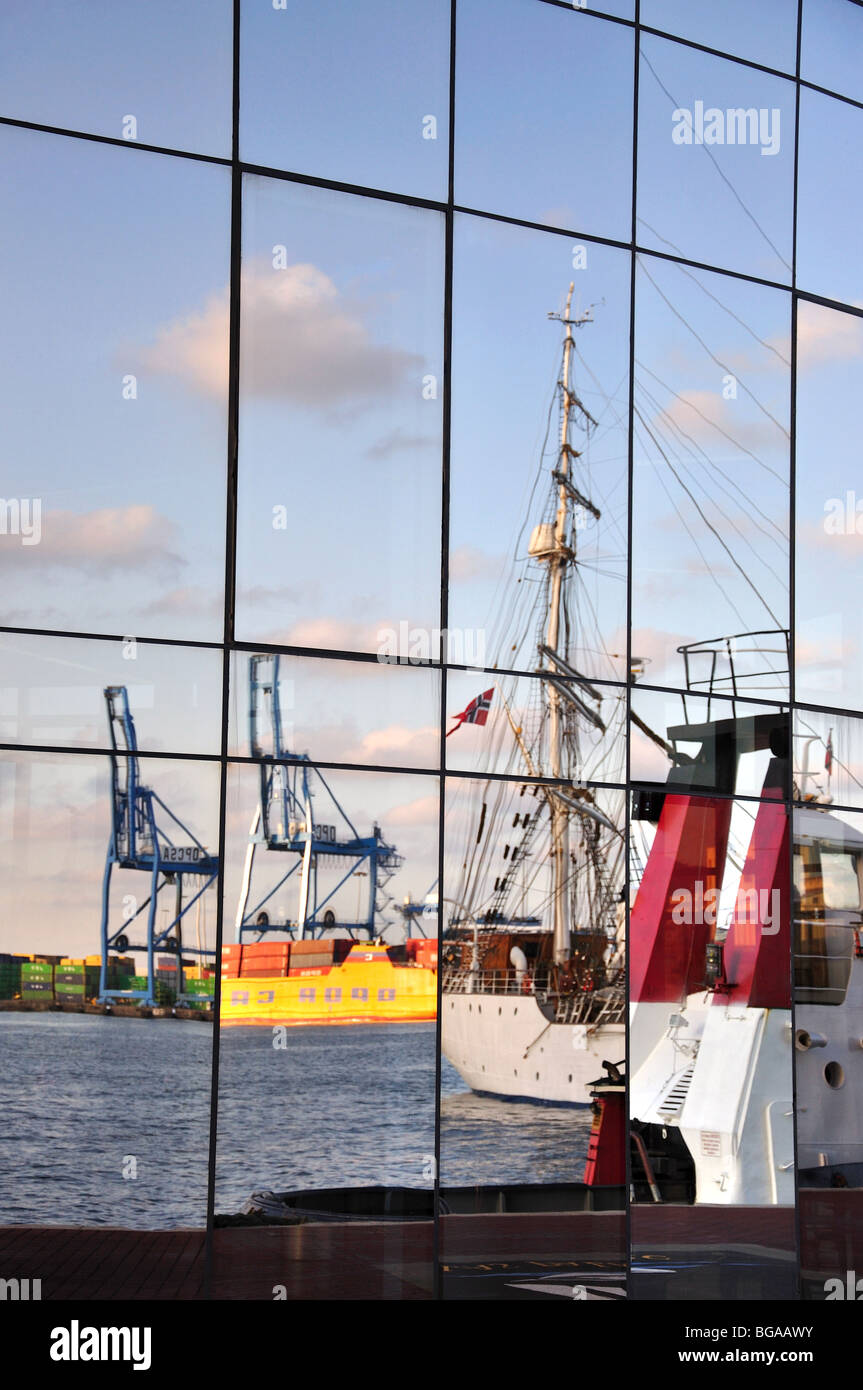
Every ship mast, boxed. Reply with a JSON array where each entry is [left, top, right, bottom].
[[538, 284, 598, 964]]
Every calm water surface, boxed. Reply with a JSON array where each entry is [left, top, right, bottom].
[[0, 1013, 592, 1227]]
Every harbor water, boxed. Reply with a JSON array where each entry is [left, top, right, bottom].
[[0, 1013, 593, 1228]]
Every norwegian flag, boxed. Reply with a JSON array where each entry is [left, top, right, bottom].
[[446, 688, 495, 738], [825, 729, 833, 775]]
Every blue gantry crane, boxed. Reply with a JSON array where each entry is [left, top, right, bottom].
[[99, 686, 219, 1006], [234, 654, 402, 942]]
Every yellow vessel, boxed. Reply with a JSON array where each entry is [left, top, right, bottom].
[[220, 942, 437, 1027]]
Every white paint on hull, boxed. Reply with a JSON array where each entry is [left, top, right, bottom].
[[442, 991, 624, 1105]]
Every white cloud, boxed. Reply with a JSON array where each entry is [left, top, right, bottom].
[[0, 505, 184, 577], [137, 261, 423, 409]]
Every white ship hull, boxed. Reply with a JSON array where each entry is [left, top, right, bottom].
[[442, 991, 624, 1105]]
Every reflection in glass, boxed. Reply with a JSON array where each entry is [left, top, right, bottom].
[[0, 632, 223, 756], [0, 748, 219, 1229], [450, 216, 630, 683], [228, 649, 440, 770], [235, 176, 444, 659], [631, 684, 789, 799], [801, 0, 863, 104], [0, 126, 231, 641], [637, 33, 795, 282], [456, 0, 633, 239], [440, 768, 626, 1299], [641, 0, 797, 74], [241, 0, 449, 200], [797, 89, 863, 307], [632, 255, 791, 696], [794, 806, 863, 1297], [213, 761, 438, 1298], [0, 0, 232, 156], [445, 669, 627, 784], [795, 300, 863, 712], [794, 708, 863, 811], [630, 753, 795, 1298]]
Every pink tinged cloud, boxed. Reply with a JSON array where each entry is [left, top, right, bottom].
[[136, 262, 422, 408], [0, 505, 185, 576]]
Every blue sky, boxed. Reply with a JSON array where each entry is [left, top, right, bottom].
[[2, 1, 863, 957]]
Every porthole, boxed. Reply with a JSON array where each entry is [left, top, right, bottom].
[[825, 1061, 845, 1089]]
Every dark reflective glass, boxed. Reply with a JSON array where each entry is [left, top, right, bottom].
[[641, 0, 798, 73], [440, 772, 626, 1299], [456, 0, 634, 239], [213, 761, 438, 1299], [234, 176, 445, 660], [0, 0, 232, 156], [241, 0, 450, 199], [632, 255, 791, 698], [0, 748, 219, 1232], [0, 126, 231, 642], [638, 34, 795, 282]]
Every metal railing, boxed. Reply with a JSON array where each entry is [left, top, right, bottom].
[[441, 966, 625, 1024]]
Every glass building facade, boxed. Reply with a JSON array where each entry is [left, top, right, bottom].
[[1, 0, 862, 1304]]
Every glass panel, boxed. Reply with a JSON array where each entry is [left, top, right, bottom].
[[0, 749, 219, 1237], [234, 176, 444, 660], [632, 254, 791, 698], [630, 784, 796, 1298], [631, 685, 790, 799], [0, 126, 230, 642], [795, 300, 863, 712], [445, 669, 626, 784], [801, 0, 863, 103], [449, 215, 630, 683], [641, 0, 798, 73], [0, 633, 222, 756], [0, 0, 232, 156], [228, 650, 440, 770], [213, 763, 439, 1299], [797, 88, 863, 306], [455, 0, 634, 239], [638, 33, 795, 282], [440, 772, 626, 1299], [794, 806, 863, 1297], [241, 0, 449, 200], [795, 708, 863, 810]]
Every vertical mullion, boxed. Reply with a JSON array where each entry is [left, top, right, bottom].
[[433, 0, 458, 1304], [625, 0, 641, 1302], [788, 0, 804, 1305], [203, 0, 242, 1298]]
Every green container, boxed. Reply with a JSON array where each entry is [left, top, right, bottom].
[[22, 963, 53, 978]]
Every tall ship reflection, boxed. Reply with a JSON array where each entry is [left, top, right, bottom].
[[442, 285, 627, 1103]]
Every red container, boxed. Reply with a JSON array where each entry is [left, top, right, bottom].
[[291, 940, 334, 957]]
